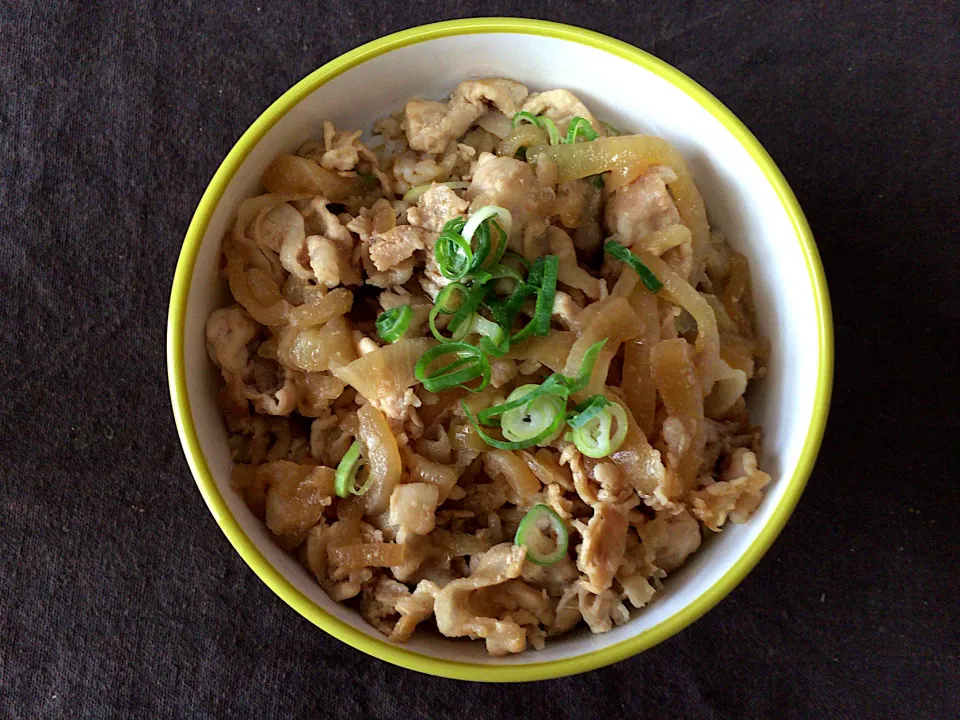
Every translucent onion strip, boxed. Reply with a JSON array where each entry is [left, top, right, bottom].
[[633, 249, 721, 392], [355, 402, 402, 516], [528, 136, 709, 268], [402, 181, 470, 204]]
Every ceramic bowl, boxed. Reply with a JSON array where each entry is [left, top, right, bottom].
[[167, 18, 832, 681]]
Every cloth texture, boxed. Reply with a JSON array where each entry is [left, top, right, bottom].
[[1, 1, 958, 718]]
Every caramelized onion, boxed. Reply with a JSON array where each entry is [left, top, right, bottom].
[[356, 403, 402, 515], [529, 136, 708, 267], [331, 337, 436, 405], [261, 154, 366, 201]]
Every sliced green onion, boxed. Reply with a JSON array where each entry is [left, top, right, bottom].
[[514, 503, 569, 566], [567, 339, 608, 393], [569, 401, 628, 458], [539, 116, 561, 146], [567, 394, 610, 428], [436, 225, 473, 280], [509, 255, 552, 342], [512, 112, 560, 146], [489, 282, 532, 333], [462, 205, 513, 248], [589, 174, 605, 189], [416, 342, 490, 392], [604, 240, 664, 292], [488, 220, 508, 266], [512, 111, 541, 128], [476, 373, 569, 425], [402, 181, 470, 203], [471, 314, 509, 356], [375, 305, 412, 343], [565, 116, 599, 144], [462, 397, 566, 450], [428, 282, 470, 342], [500, 384, 567, 443], [448, 280, 489, 337], [334, 441, 372, 498], [468, 220, 493, 272], [532, 255, 559, 337]]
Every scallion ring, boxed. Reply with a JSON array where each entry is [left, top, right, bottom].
[[539, 116, 561, 145], [604, 240, 664, 292], [569, 401, 628, 458], [514, 504, 569, 566], [334, 441, 372, 498], [567, 394, 611, 428], [567, 339, 608, 393], [447, 280, 489, 338], [416, 342, 490, 392], [435, 227, 473, 280], [375, 305, 412, 343], [476, 373, 569, 425], [500, 384, 567, 444], [512, 111, 542, 128], [462, 205, 513, 249], [462, 397, 567, 450], [471, 314, 509, 356], [488, 283, 532, 334], [565, 116, 600, 144], [428, 282, 469, 342]]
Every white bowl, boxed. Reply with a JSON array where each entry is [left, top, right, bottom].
[[167, 18, 833, 681]]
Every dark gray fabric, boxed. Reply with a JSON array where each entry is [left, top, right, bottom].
[[1, 1, 958, 717]]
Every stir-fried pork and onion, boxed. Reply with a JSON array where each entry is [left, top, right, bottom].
[[206, 78, 771, 655]]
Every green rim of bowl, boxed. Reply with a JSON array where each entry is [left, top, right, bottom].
[[166, 17, 833, 682]]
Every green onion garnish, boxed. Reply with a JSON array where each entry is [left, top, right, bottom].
[[568, 339, 608, 393], [462, 396, 567, 450], [589, 174, 605, 189], [471, 314, 509, 357], [568, 400, 628, 458], [476, 373, 569, 425], [415, 342, 490, 392], [514, 503, 569, 566], [510, 255, 558, 342], [428, 282, 470, 342], [435, 209, 512, 281], [532, 255, 558, 337], [462, 205, 513, 250], [511, 113, 598, 147], [436, 218, 473, 280], [566, 394, 611, 428], [375, 305, 413, 343], [566, 116, 600, 144], [334, 441, 372, 498], [512, 111, 542, 128], [500, 384, 567, 443], [604, 241, 664, 292], [539, 116, 561, 145], [448, 281, 489, 337], [462, 339, 610, 452]]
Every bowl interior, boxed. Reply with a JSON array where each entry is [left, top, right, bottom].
[[176, 30, 824, 668]]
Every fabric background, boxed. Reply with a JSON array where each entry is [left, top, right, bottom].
[[1, 1, 957, 717]]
